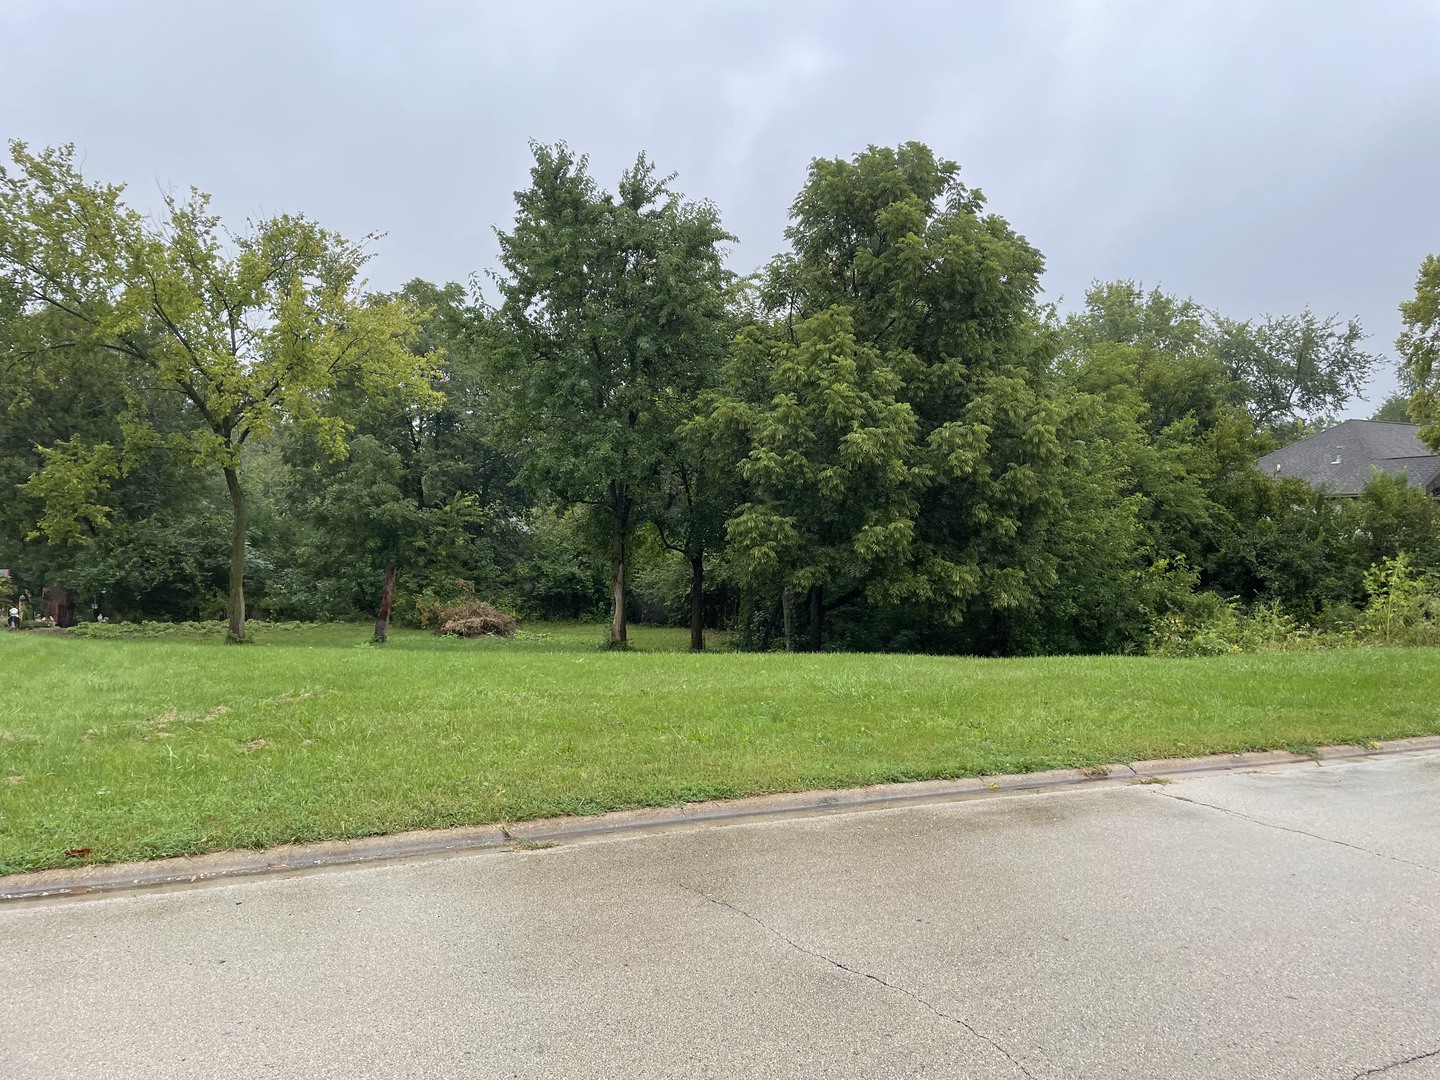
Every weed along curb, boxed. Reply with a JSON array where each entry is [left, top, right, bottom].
[[5, 735, 1438, 904]]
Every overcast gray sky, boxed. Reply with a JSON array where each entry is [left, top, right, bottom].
[[5, 0, 1438, 409]]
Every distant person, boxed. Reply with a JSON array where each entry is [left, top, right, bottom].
[[7, 606, 18, 630]]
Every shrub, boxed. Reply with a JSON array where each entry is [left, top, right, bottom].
[[1357, 554, 1440, 646], [434, 601, 517, 639], [1149, 596, 1320, 656], [1149, 552, 1440, 655]]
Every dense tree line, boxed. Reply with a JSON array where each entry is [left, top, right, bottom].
[[2, 139, 1437, 652]]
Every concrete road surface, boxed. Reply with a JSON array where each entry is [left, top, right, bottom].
[[3, 751, 1439, 1079]]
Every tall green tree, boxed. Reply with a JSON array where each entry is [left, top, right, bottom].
[[487, 143, 732, 646], [1398, 254, 1440, 448], [1210, 310, 1379, 437], [1059, 279, 1400, 622], [1062, 281, 1238, 435], [0, 142, 439, 639], [1370, 393, 1412, 423], [275, 280, 521, 637], [648, 283, 758, 651], [705, 309, 921, 650], [765, 142, 1064, 645], [1059, 280, 1263, 593]]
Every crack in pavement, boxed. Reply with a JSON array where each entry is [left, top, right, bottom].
[[1156, 792, 1439, 878], [687, 887, 1038, 1079], [1350, 1046, 1440, 1078]]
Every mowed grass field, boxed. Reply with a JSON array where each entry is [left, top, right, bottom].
[[2, 622, 1438, 875]]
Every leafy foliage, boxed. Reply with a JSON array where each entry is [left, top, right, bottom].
[[0, 140, 1430, 658], [0, 142, 439, 638], [1358, 553, 1440, 646], [1212, 310, 1379, 437], [1399, 254, 1440, 449], [1149, 552, 1440, 654], [712, 309, 920, 617], [485, 143, 733, 645]]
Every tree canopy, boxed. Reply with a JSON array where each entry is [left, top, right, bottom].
[[1399, 253, 1440, 448], [0, 142, 439, 638], [485, 143, 733, 646], [0, 139, 1424, 656]]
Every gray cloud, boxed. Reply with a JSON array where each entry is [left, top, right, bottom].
[[5, 0, 1438, 407]]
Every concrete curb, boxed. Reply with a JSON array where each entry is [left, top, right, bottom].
[[5, 735, 1439, 904]]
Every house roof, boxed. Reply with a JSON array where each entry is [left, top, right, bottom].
[[1257, 420, 1440, 496]]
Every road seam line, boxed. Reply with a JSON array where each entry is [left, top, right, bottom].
[[1350, 1045, 1440, 1078], [686, 887, 1040, 1079], [1155, 793, 1439, 877]]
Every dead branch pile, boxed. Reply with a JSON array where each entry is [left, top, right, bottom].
[[434, 601, 517, 638]]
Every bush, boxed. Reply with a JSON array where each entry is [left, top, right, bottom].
[[1148, 599, 1324, 656], [1149, 552, 1440, 656], [434, 601, 517, 639], [1358, 554, 1440, 646]]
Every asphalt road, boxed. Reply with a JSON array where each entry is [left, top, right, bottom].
[[3, 751, 1439, 1079]]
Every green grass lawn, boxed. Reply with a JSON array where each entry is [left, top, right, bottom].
[[2, 622, 1438, 875]]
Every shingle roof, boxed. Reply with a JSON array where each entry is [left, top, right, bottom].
[[1257, 420, 1440, 496]]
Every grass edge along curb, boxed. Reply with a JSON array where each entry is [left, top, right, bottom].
[[5, 736, 1438, 904]]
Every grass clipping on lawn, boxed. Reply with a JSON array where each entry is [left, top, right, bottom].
[[435, 601, 517, 639]]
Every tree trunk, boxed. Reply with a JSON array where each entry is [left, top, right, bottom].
[[808, 584, 824, 652], [610, 506, 628, 647], [782, 587, 794, 652], [760, 597, 780, 652], [688, 554, 705, 652], [739, 590, 754, 652], [373, 563, 397, 643], [223, 466, 246, 642], [989, 609, 1015, 657]]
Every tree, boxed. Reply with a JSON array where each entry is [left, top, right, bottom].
[[1371, 393, 1413, 423], [278, 432, 486, 627], [705, 309, 920, 650], [1067, 281, 1381, 440], [645, 283, 756, 651], [487, 143, 732, 646], [1057, 278, 1414, 626], [274, 280, 521, 637], [1339, 471, 1440, 587], [766, 143, 1065, 646], [0, 142, 439, 639], [0, 212, 236, 623], [1061, 281, 1239, 435], [1211, 309, 1380, 436], [651, 415, 740, 651], [1057, 280, 1269, 612], [1065, 280, 1212, 358], [1398, 254, 1440, 449]]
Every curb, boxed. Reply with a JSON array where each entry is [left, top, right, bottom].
[[4, 735, 1439, 904]]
